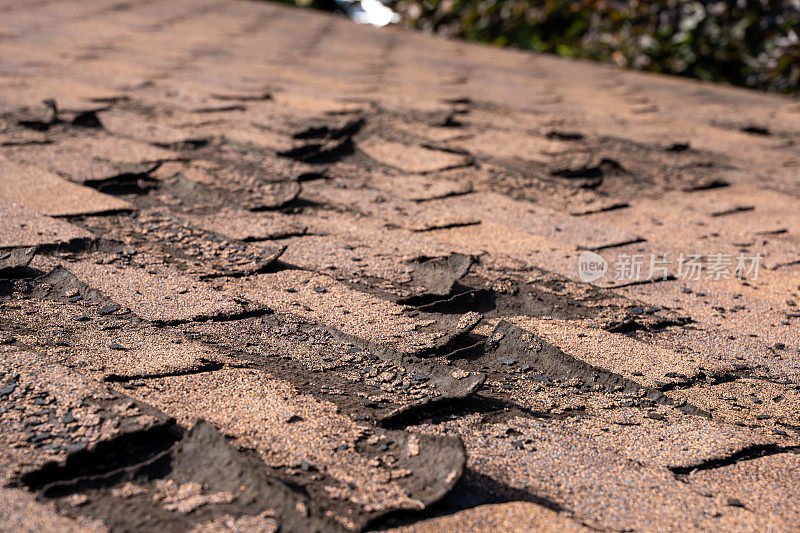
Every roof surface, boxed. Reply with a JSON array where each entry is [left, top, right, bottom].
[[1, 0, 800, 531]]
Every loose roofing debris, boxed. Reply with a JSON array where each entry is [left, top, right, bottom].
[[1, 0, 800, 531]]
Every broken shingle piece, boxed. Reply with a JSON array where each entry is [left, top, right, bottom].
[[0, 344, 175, 486], [0, 156, 132, 216], [167, 162, 302, 210], [183, 208, 307, 241], [409, 253, 473, 296], [24, 420, 343, 533], [359, 137, 470, 173], [482, 320, 706, 415], [251, 180, 301, 209], [95, 108, 206, 146], [122, 366, 466, 530], [372, 172, 473, 202], [1, 134, 179, 184], [3, 294, 224, 380], [0, 246, 36, 274], [0, 202, 92, 248], [230, 270, 480, 356], [302, 181, 482, 232], [46, 260, 253, 324]]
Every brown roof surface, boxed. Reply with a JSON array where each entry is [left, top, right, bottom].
[[1, 0, 799, 531]]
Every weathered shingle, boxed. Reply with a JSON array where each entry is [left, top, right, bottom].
[[1, 0, 799, 530]]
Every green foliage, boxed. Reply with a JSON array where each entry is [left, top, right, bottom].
[[393, 0, 800, 94]]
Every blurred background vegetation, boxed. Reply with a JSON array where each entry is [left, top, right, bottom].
[[286, 0, 800, 95]]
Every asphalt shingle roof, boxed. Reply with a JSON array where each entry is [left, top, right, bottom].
[[1, 0, 799, 531]]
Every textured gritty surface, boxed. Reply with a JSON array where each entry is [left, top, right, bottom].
[[1, 0, 800, 531]]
